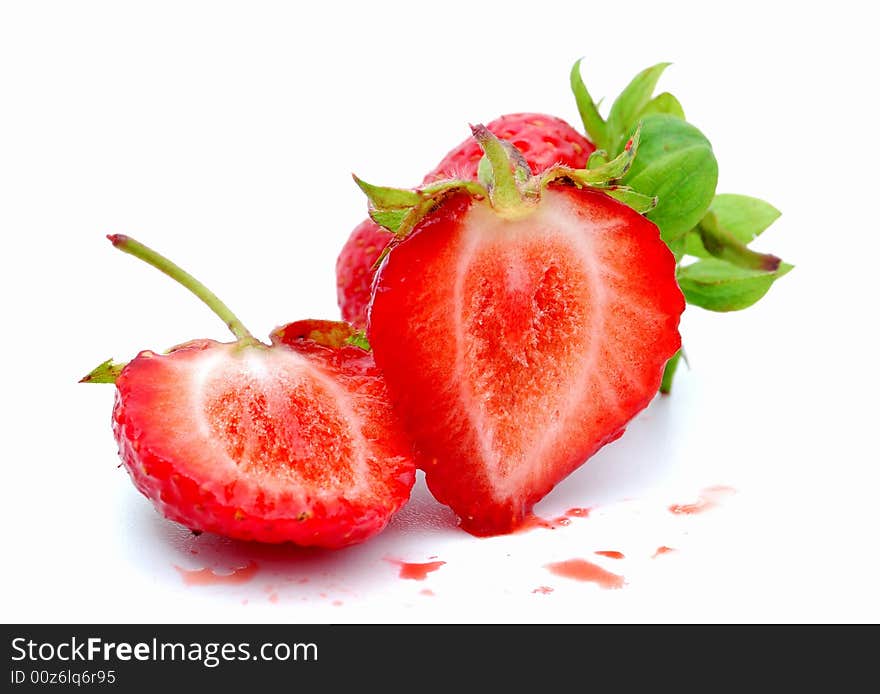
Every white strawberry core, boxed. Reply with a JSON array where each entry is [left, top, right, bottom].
[[181, 345, 373, 502], [454, 192, 658, 502]]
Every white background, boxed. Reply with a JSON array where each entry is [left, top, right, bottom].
[[1, 0, 878, 623]]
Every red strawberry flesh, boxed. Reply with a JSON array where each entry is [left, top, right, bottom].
[[368, 188, 683, 535], [113, 334, 415, 547]]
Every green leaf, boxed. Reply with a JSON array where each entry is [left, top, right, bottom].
[[641, 92, 685, 119], [677, 258, 792, 312], [606, 63, 671, 155], [345, 331, 371, 351], [684, 194, 781, 258], [79, 358, 126, 384], [621, 114, 718, 243], [570, 59, 609, 151]]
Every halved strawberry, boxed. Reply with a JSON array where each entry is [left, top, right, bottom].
[[86, 238, 414, 548], [361, 127, 683, 535], [336, 113, 595, 328]]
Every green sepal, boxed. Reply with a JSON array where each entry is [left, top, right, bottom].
[[677, 259, 793, 312], [355, 173, 487, 238], [641, 92, 685, 119], [80, 358, 126, 384], [537, 123, 641, 190], [586, 150, 609, 169], [570, 58, 609, 151], [352, 175, 422, 209], [345, 331, 371, 351], [368, 208, 408, 234], [606, 63, 671, 156], [601, 186, 658, 214]]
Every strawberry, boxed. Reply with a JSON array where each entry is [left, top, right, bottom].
[[336, 113, 595, 328], [83, 237, 415, 548], [358, 126, 683, 536]]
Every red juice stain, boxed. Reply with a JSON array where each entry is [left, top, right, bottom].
[[566, 507, 591, 518], [545, 559, 625, 590], [268, 593, 279, 603], [532, 586, 554, 595], [332, 600, 343, 606], [388, 559, 446, 580], [669, 485, 736, 515], [652, 546, 676, 558], [594, 550, 625, 560], [420, 589, 435, 597], [513, 513, 571, 533], [175, 561, 258, 586]]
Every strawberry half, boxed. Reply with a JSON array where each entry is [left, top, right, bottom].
[[336, 113, 595, 328], [84, 238, 414, 548], [360, 126, 683, 536]]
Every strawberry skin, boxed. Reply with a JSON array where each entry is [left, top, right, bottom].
[[368, 188, 683, 536], [335, 219, 388, 328], [336, 113, 595, 328], [112, 323, 415, 548]]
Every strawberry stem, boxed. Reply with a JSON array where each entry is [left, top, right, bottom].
[[107, 234, 257, 343], [471, 124, 532, 217]]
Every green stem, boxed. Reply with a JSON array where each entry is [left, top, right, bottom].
[[660, 350, 682, 394], [470, 124, 528, 216], [107, 234, 257, 342], [698, 212, 781, 272]]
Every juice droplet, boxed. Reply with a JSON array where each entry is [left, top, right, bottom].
[[175, 561, 259, 586], [669, 485, 736, 515], [388, 559, 446, 580], [652, 546, 676, 558], [420, 589, 435, 597], [594, 550, 625, 560], [565, 507, 591, 518], [545, 559, 625, 590], [514, 513, 568, 532], [532, 586, 554, 595]]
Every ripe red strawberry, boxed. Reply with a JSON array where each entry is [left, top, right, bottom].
[[336, 113, 596, 328], [360, 126, 683, 536], [84, 237, 415, 548]]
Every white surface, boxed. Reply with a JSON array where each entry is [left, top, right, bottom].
[[1, 0, 877, 623]]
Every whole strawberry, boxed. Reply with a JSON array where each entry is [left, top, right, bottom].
[[83, 237, 415, 548], [358, 127, 683, 535], [336, 113, 595, 328]]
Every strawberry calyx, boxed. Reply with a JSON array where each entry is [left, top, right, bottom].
[[355, 123, 655, 243]]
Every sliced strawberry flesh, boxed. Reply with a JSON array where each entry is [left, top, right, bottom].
[[113, 339, 415, 545], [202, 358, 359, 491], [369, 188, 683, 534]]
